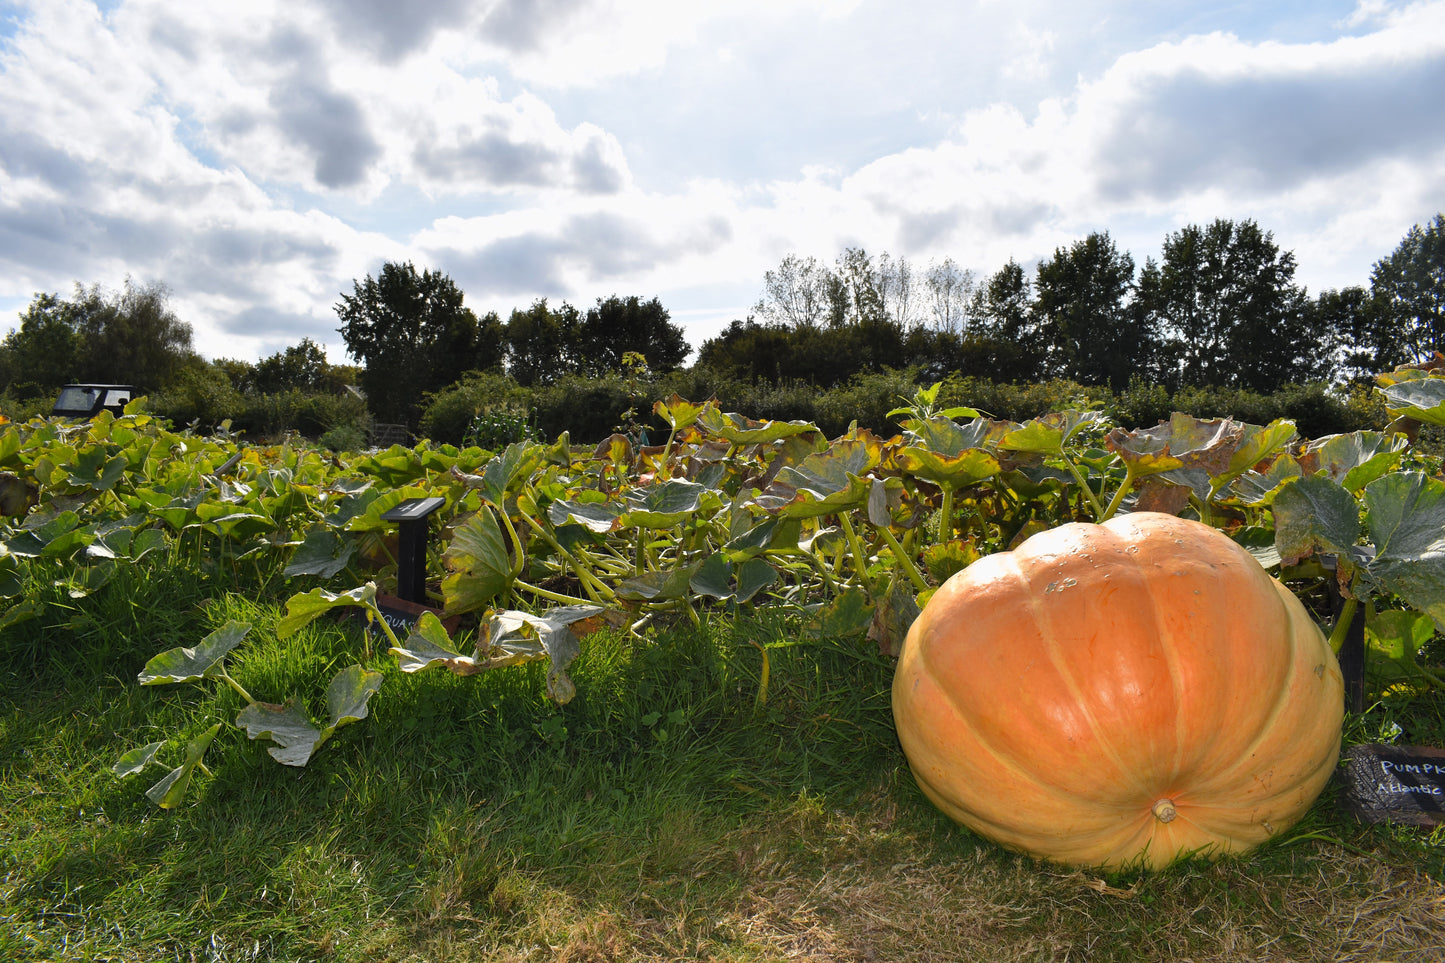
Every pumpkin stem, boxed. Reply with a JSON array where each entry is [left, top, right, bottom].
[[1151, 799, 1178, 823]]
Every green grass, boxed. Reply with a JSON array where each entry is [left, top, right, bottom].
[[3, 565, 1445, 961]]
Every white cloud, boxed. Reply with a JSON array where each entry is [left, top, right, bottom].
[[1, 0, 1442, 361]]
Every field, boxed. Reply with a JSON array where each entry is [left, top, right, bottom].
[[3, 385, 1445, 961]]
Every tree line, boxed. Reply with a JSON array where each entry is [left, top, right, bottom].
[[704, 215, 1444, 393], [0, 213, 1440, 439], [333, 262, 690, 426]]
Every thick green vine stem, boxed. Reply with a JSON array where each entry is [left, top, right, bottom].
[[1327, 598, 1358, 655], [1060, 454, 1108, 521], [837, 514, 877, 596], [875, 523, 929, 593], [216, 671, 256, 706], [1100, 468, 1137, 522]]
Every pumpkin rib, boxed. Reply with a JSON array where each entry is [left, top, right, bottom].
[[1014, 542, 1158, 802], [905, 584, 1093, 810], [1180, 580, 1340, 803]]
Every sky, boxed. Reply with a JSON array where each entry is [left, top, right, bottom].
[[0, 0, 1442, 366]]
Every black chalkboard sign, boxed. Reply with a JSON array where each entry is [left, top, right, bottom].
[[1339, 745, 1445, 827], [360, 593, 460, 639]]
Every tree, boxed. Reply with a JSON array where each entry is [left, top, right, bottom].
[[1033, 232, 1146, 390], [335, 261, 481, 425], [922, 258, 976, 335], [1, 280, 192, 395], [1, 293, 83, 395], [71, 280, 194, 391], [753, 254, 830, 330], [1314, 286, 1387, 382], [964, 259, 1043, 382], [577, 295, 690, 376], [253, 337, 331, 394], [504, 298, 582, 387], [1148, 219, 1320, 391], [1370, 213, 1445, 364]]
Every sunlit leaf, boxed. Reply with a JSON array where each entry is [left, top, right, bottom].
[[653, 395, 713, 431], [621, 478, 711, 529], [451, 441, 544, 505], [392, 611, 486, 674], [277, 583, 376, 638], [1272, 476, 1362, 567], [1364, 471, 1445, 631], [751, 433, 883, 517], [1379, 377, 1445, 427], [1105, 414, 1243, 480], [696, 408, 819, 444], [146, 723, 220, 808], [548, 495, 620, 533], [1365, 608, 1437, 685], [235, 699, 323, 767], [140, 620, 251, 685], [483, 605, 603, 704], [113, 741, 164, 778], [999, 411, 1107, 455], [1297, 431, 1409, 493], [922, 539, 981, 583], [441, 508, 513, 615]]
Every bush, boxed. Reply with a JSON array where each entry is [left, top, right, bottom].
[[418, 372, 534, 446]]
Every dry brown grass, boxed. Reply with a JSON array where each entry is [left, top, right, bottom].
[[395, 793, 1445, 963]]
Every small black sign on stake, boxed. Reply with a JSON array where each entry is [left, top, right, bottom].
[[380, 496, 446, 606], [1340, 745, 1445, 827]]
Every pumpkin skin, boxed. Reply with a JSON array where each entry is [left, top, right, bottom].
[[892, 512, 1343, 870]]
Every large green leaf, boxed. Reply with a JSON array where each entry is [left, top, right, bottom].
[[999, 411, 1107, 455], [277, 584, 376, 638], [1364, 471, 1445, 631], [750, 433, 883, 517], [1272, 476, 1362, 567], [234, 665, 383, 767], [1365, 608, 1438, 687], [66, 445, 129, 491], [392, 611, 486, 674], [452, 441, 544, 505], [653, 395, 713, 431], [620, 478, 712, 529], [1105, 414, 1244, 480], [1379, 377, 1445, 427], [548, 495, 621, 533], [284, 530, 357, 578], [441, 508, 513, 615], [235, 700, 321, 767], [139, 620, 251, 685], [483, 605, 603, 704], [112, 740, 164, 779], [1297, 431, 1409, 493], [696, 408, 818, 445], [895, 439, 1000, 492]]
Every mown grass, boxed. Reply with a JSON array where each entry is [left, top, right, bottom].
[[2, 563, 1444, 962]]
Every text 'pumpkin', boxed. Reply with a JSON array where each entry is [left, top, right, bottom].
[[892, 512, 1343, 870]]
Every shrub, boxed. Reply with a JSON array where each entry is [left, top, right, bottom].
[[418, 372, 533, 446]]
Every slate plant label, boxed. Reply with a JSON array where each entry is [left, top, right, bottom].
[[1340, 745, 1445, 826]]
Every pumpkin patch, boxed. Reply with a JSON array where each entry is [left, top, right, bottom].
[[892, 511, 1344, 870]]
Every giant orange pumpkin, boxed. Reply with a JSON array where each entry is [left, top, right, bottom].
[[892, 512, 1343, 870]]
